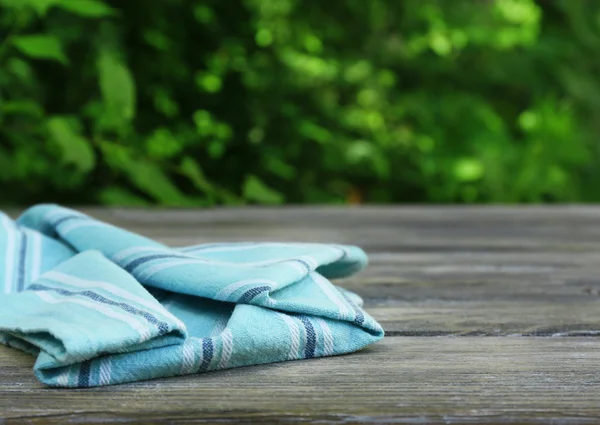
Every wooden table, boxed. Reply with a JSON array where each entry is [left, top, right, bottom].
[[2, 206, 600, 424]]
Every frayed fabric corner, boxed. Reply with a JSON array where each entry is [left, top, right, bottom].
[[0, 205, 384, 387]]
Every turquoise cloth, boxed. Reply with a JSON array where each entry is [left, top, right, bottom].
[[0, 205, 384, 387]]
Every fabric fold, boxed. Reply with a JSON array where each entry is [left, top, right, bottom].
[[0, 204, 384, 387], [0, 251, 187, 363]]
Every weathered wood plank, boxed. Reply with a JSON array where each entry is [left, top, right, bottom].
[[87, 206, 600, 250], [368, 302, 600, 335], [340, 251, 600, 303], [12, 206, 600, 251], [1, 338, 600, 424]]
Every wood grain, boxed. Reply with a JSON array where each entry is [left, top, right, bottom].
[[2, 338, 600, 424], [3, 206, 600, 423], [79, 206, 600, 251], [369, 301, 600, 335], [340, 251, 600, 303]]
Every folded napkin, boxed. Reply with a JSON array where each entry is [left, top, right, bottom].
[[0, 204, 383, 387]]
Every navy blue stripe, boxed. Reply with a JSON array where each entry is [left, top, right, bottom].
[[198, 338, 213, 372], [52, 215, 85, 227], [342, 293, 364, 326], [272, 258, 311, 271], [291, 258, 312, 271], [238, 285, 270, 303], [298, 316, 317, 359], [29, 284, 171, 334], [78, 360, 92, 387], [353, 307, 365, 326], [123, 254, 190, 273], [17, 232, 27, 292]]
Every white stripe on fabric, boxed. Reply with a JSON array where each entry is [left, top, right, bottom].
[[206, 258, 306, 267], [217, 328, 233, 369], [286, 261, 307, 274], [264, 297, 277, 308], [314, 317, 335, 356], [214, 279, 277, 301], [2, 216, 16, 294], [56, 368, 70, 387], [29, 231, 43, 283], [137, 255, 320, 276], [180, 339, 196, 375], [276, 313, 301, 360], [99, 357, 112, 386], [187, 242, 315, 255], [207, 258, 322, 270], [42, 271, 184, 328], [138, 259, 207, 279], [136, 257, 289, 280], [112, 246, 161, 263], [60, 221, 106, 234], [35, 291, 151, 342], [210, 315, 229, 336], [180, 242, 256, 253], [311, 272, 352, 320]]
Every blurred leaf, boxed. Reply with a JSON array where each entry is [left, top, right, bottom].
[[98, 140, 132, 171], [518, 110, 539, 131], [47, 116, 95, 173], [193, 110, 213, 135], [454, 158, 484, 182], [1, 100, 43, 117], [56, 0, 114, 17], [243, 175, 284, 204], [97, 50, 136, 129], [264, 156, 295, 180], [255, 28, 273, 47], [346, 140, 374, 164], [298, 121, 332, 144], [215, 123, 233, 140], [127, 160, 186, 205], [6, 58, 34, 81], [195, 72, 222, 93], [143, 30, 170, 51], [99, 141, 185, 205], [344, 60, 372, 83], [207, 140, 226, 158], [180, 156, 213, 193], [145, 127, 182, 159], [98, 187, 149, 206], [303, 34, 323, 53], [153, 90, 179, 117], [12, 0, 58, 15], [193, 5, 215, 24], [12, 35, 67, 64], [429, 31, 452, 56]]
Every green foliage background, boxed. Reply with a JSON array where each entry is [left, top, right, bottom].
[[1, 0, 600, 206]]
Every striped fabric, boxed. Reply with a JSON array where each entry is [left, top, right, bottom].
[[0, 205, 384, 387]]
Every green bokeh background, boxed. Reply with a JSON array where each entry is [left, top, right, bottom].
[[1, 0, 599, 206]]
